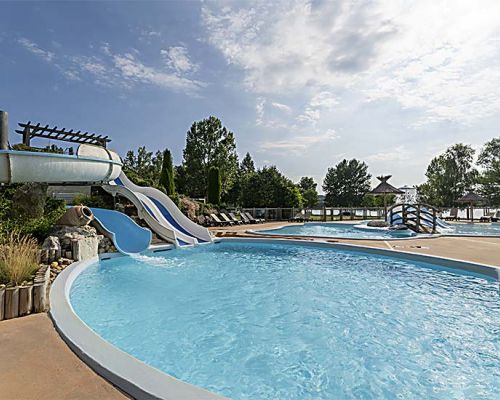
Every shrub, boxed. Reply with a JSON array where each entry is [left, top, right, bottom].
[[73, 194, 109, 209], [0, 232, 40, 286]]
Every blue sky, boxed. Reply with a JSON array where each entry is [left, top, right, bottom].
[[2, 1, 500, 190]]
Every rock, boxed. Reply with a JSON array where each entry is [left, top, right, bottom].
[[42, 236, 61, 251], [51, 261, 59, 268], [72, 236, 98, 261], [367, 220, 390, 228]]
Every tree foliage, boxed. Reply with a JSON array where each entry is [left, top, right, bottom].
[[241, 166, 302, 208], [298, 177, 318, 208], [160, 149, 175, 196], [418, 144, 478, 207], [207, 166, 221, 205], [478, 137, 500, 205], [123, 146, 163, 188], [322, 159, 371, 207], [181, 116, 239, 198]]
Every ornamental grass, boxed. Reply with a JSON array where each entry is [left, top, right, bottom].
[[0, 232, 39, 286]]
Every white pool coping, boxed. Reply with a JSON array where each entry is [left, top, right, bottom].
[[49, 238, 499, 400]]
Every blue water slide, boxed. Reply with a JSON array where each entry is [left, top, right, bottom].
[[90, 208, 151, 254]]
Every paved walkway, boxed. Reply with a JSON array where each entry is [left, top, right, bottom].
[[0, 313, 128, 400], [1, 223, 498, 400]]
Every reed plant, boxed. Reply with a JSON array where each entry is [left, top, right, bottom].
[[0, 232, 40, 286]]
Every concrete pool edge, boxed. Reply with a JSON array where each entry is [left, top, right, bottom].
[[49, 239, 499, 400], [49, 250, 227, 400]]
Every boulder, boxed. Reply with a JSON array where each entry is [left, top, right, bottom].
[[367, 220, 390, 228]]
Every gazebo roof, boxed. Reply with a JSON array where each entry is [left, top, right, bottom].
[[457, 191, 487, 203], [371, 175, 404, 195]]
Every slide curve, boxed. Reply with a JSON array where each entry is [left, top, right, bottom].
[[90, 207, 152, 254], [102, 172, 212, 247]]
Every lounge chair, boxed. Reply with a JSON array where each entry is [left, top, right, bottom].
[[444, 208, 458, 221], [240, 212, 252, 224], [244, 211, 264, 223], [210, 213, 228, 226], [219, 213, 235, 226], [228, 212, 243, 224], [289, 212, 305, 222]]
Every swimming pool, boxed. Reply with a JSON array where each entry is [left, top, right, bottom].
[[448, 222, 500, 236], [255, 222, 418, 239], [69, 241, 498, 400]]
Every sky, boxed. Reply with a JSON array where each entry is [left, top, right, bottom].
[[1, 1, 500, 191]]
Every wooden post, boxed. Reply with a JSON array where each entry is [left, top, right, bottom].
[[432, 208, 437, 234], [0, 285, 5, 321], [0, 110, 8, 150], [32, 284, 46, 313], [23, 125, 31, 146], [339, 209, 343, 221], [4, 287, 19, 319], [18, 285, 33, 316], [416, 206, 421, 233]]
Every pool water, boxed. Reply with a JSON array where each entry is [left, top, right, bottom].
[[449, 222, 500, 236], [256, 222, 418, 239], [70, 242, 499, 400]]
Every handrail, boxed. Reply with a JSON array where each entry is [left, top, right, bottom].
[[387, 203, 440, 234]]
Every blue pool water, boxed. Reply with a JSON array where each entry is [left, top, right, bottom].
[[256, 222, 418, 239], [449, 222, 500, 236], [70, 241, 499, 400]]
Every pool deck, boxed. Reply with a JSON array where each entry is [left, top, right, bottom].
[[0, 313, 129, 400], [1, 221, 498, 400]]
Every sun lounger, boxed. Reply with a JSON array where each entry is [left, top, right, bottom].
[[228, 212, 243, 224], [210, 213, 228, 226], [243, 211, 264, 223], [219, 213, 235, 226], [240, 212, 251, 224]]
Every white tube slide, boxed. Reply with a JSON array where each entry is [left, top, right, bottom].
[[103, 172, 212, 247]]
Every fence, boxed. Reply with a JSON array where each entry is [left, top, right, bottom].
[[241, 206, 498, 222], [241, 207, 386, 221]]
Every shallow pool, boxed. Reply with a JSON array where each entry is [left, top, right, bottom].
[[70, 242, 499, 400], [449, 222, 500, 236], [256, 222, 417, 239]]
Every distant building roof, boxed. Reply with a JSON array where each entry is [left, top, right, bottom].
[[371, 175, 404, 195], [457, 191, 487, 203]]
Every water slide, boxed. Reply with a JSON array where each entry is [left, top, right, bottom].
[[90, 208, 151, 254], [102, 172, 213, 247], [389, 207, 453, 233], [0, 144, 122, 184]]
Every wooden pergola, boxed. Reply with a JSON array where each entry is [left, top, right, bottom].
[[15, 122, 110, 148]]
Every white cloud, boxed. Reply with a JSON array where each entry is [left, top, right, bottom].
[[259, 128, 338, 153], [16, 38, 205, 95], [310, 91, 338, 109], [271, 102, 292, 113], [161, 46, 198, 74], [366, 145, 411, 162], [113, 52, 204, 93], [296, 108, 320, 125], [202, 0, 500, 125], [18, 38, 55, 62]]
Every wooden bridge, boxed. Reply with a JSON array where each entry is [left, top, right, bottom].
[[387, 203, 440, 234]]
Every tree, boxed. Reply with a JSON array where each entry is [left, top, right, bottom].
[[159, 149, 175, 196], [241, 166, 302, 208], [122, 146, 163, 187], [182, 116, 239, 198], [298, 177, 318, 208], [478, 137, 500, 205], [223, 152, 256, 206], [418, 143, 478, 207], [322, 159, 371, 206], [361, 193, 395, 207], [207, 167, 221, 205]]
